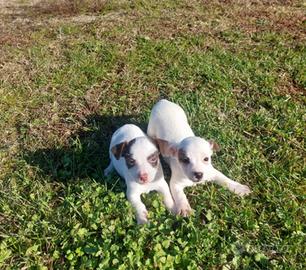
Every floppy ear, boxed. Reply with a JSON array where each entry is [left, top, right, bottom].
[[111, 141, 128, 160], [155, 138, 178, 157], [209, 140, 220, 152]]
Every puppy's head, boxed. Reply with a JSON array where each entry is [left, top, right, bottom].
[[111, 137, 160, 184], [156, 136, 219, 182]]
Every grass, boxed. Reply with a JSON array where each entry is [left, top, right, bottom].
[[0, 0, 305, 269]]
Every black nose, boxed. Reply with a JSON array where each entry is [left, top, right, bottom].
[[194, 172, 203, 180]]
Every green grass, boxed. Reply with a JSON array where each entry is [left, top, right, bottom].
[[0, 0, 305, 269]]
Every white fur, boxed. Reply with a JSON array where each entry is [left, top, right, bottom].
[[147, 99, 251, 216], [104, 124, 175, 224]]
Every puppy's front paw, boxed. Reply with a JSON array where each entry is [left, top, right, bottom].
[[233, 184, 251, 196], [164, 199, 176, 215], [104, 169, 110, 177], [177, 203, 192, 217], [136, 211, 148, 225], [104, 162, 114, 177], [104, 167, 112, 177], [169, 205, 177, 215]]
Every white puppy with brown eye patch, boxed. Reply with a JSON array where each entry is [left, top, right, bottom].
[[104, 124, 175, 224], [147, 99, 251, 217]]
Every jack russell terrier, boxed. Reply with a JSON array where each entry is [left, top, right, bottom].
[[104, 124, 175, 224], [147, 99, 251, 216]]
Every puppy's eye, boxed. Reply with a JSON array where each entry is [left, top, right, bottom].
[[149, 156, 157, 162], [127, 158, 135, 166], [203, 157, 209, 162], [148, 152, 159, 167], [181, 157, 190, 164]]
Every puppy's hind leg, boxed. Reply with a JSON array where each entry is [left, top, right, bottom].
[[104, 161, 114, 176]]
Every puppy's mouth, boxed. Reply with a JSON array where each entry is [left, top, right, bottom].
[[191, 178, 202, 183], [189, 176, 204, 183], [139, 179, 149, 184]]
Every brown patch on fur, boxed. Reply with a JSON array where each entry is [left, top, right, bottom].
[[121, 139, 137, 168], [121, 138, 136, 157], [111, 141, 127, 160], [124, 155, 136, 169], [178, 149, 189, 164]]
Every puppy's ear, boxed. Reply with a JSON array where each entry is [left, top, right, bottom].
[[155, 138, 178, 157], [209, 140, 220, 152], [111, 141, 128, 160]]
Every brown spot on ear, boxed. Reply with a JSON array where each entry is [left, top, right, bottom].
[[111, 141, 127, 160], [209, 140, 220, 152], [155, 138, 177, 157]]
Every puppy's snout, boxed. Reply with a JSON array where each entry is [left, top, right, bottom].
[[139, 172, 148, 183], [193, 172, 203, 181]]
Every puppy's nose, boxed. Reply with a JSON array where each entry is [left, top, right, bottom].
[[139, 173, 148, 183], [194, 172, 203, 181]]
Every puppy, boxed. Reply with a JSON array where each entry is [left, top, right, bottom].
[[104, 124, 175, 224], [147, 99, 251, 216]]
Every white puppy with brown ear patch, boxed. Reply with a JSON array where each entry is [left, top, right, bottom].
[[104, 124, 175, 224], [147, 99, 251, 217]]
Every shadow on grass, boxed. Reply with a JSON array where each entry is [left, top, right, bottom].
[[23, 113, 146, 191]]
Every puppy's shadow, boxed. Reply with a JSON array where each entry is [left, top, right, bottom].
[[23, 114, 146, 192]]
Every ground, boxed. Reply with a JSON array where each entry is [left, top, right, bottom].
[[0, 0, 305, 269]]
